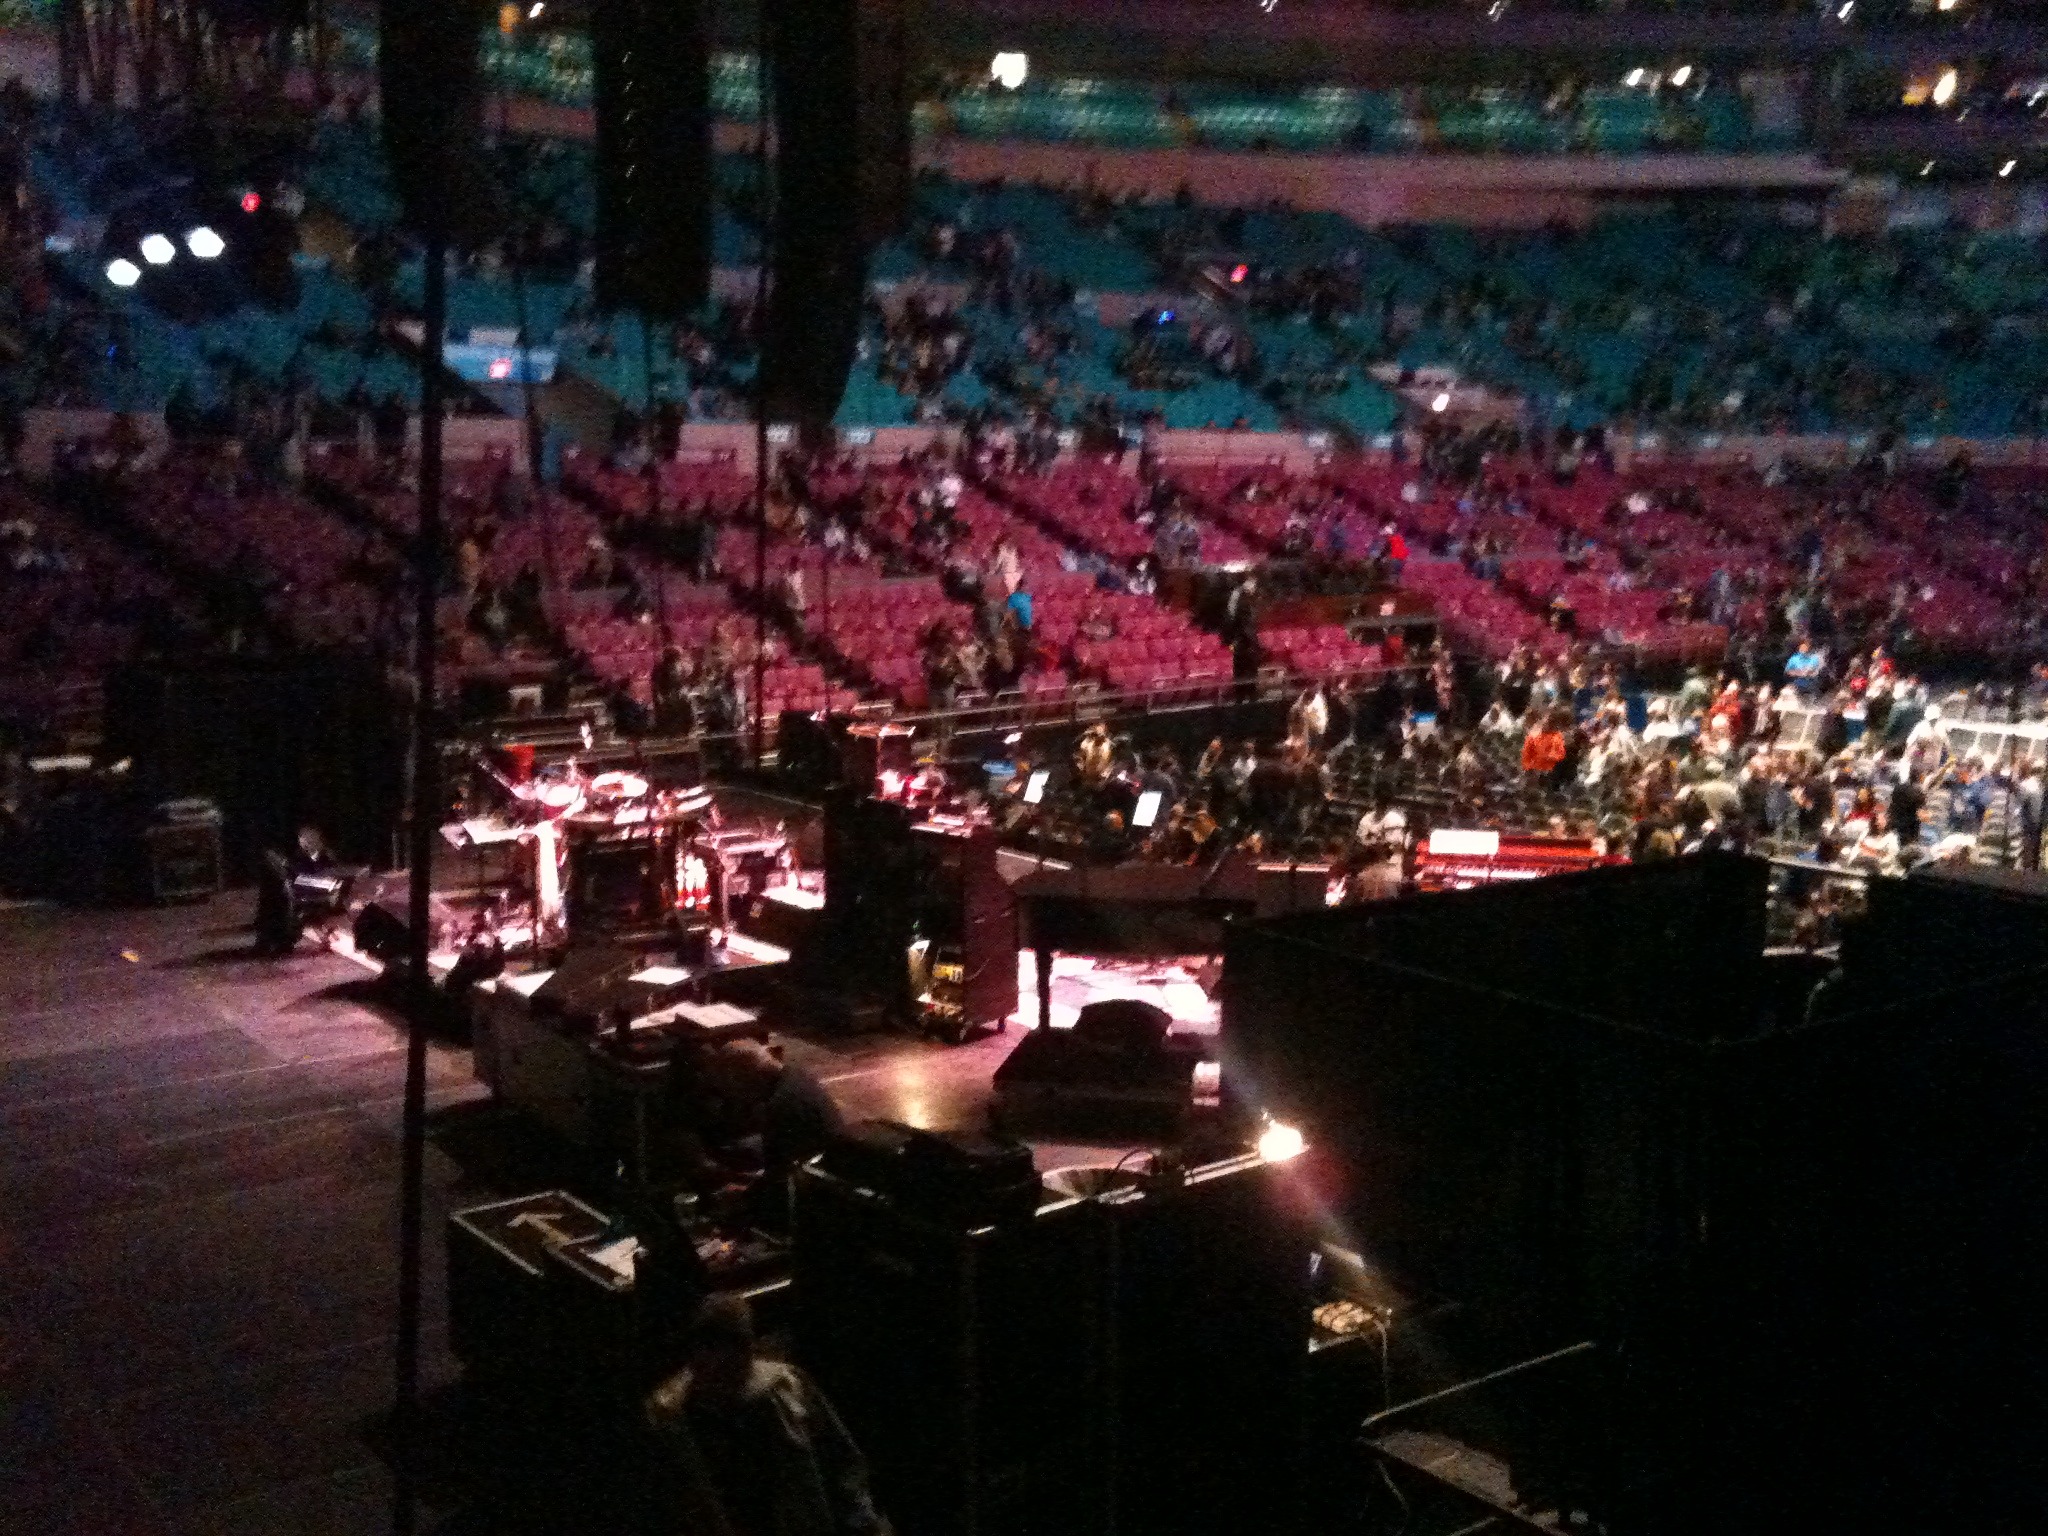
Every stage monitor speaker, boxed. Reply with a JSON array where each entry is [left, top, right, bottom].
[[590, 0, 712, 319], [531, 943, 644, 1020], [378, 0, 500, 240], [761, 0, 916, 428], [1073, 998, 1172, 1055], [353, 901, 411, 964]]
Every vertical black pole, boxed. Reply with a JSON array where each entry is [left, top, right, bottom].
[[753, 402, 769, 767], [392, 229, 446, 1536], [751, 39, 772, 770], [498, 58, 552, 582]]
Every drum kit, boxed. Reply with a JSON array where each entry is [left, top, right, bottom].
[[464, 752, 722, 947]]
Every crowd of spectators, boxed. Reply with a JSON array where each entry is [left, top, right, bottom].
[[992, 634, 2045, 938]]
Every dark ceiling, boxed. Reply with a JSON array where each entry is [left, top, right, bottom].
[[702, 0, 2048, 85]]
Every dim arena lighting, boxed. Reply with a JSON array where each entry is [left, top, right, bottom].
[[185, 226, 225, 259], [1257, 1119, 1306, 1163], [139, 233, 176, 266], [990, 52, 1028, 90], [106, 257, 141, 288]]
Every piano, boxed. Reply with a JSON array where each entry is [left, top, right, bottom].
[[1414, 828, 1620, 891]]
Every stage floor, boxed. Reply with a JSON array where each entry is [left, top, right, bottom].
[[0, 889, 1200, 1535]]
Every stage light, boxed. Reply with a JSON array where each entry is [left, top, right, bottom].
[[1231, 263, 1248, 283], [139, 233, 176, 266], [1671, 65, 1694, 88], [528, 0, 544, 13], [1921, 160, 1937, 177], [241, 190, 262, 213], [488, 356, 514, 380], [1937, 0, 1957, 10], [1932, 68, 1958, 106], [1836, 1, 1853, 18], [1624, 68, 1645, 88], [1431, 390, 1451, 413], [990, 51, 1028, 91], [105, 257, 141, 288], [2002, 159, 2017, 178], [184, 226, 224, 259], [1257, 1119, 1306, 1163]]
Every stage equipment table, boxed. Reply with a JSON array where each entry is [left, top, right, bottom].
[[448, 1188, 789, 1404], [472, 941, 784, 1145]]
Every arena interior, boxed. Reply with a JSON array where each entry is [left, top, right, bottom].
[[4, 2, 2048, 1533]]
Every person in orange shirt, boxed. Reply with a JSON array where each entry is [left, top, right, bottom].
[[1521, 711, 1568, 781]]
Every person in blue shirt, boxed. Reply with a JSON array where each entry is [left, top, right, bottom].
[[1784, 641, 1824, 698]]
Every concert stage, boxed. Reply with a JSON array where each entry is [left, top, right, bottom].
[[0, 886, 1220, 1535]]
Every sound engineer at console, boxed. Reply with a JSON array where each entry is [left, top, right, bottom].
[[679, 1039, 847, 1228]]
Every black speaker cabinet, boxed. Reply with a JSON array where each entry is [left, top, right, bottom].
[[794, 1150, 1313, 1536], [794, 1161, 1106, 1536], [143, 815, 223, 903]]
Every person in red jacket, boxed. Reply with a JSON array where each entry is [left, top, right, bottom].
[[1521, 711, 1568, 782]]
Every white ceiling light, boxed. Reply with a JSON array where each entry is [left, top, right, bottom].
[[1624, 67, 1645, 88], [106, 257, 141, 287], [1431, 390, 1451, 413], [1671, 64, 1694, 88], [139, 233, 176, 266], [2000, 159, 2017, 178], [1932, 68, 1959, 107], [1837, 0, 1853, 18], [991, 52, 1028, 91], [184, 225, 225, 260]]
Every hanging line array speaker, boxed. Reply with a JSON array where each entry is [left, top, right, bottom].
[[761, 0, 917, 430], [590, 0, 712, 321], [377, 0, 502, 242]]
